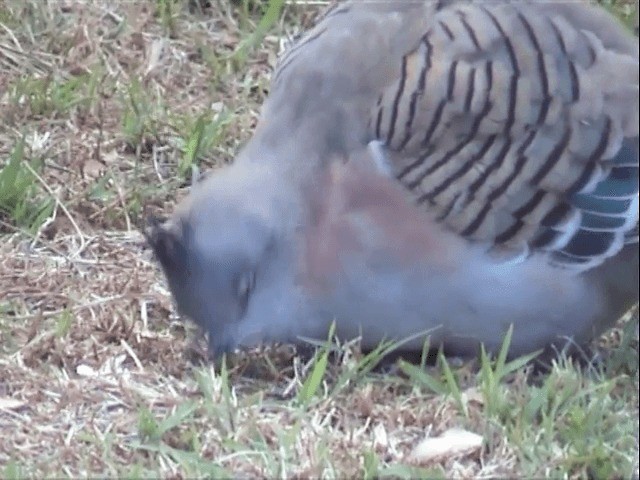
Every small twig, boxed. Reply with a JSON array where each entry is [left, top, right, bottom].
[[9, 294, 127, 320], [113, 180, 132, 232], [140, 299, 149, 330], [121, 339, 144, 372], [152, 143, 164, 182], [24, 162, 88, 258], [94, 96, 104, 162], [29, 198, 58, 250], [100, 8, 124, 25], [0, 22, 23, 51], [0, 219, 77, 265]]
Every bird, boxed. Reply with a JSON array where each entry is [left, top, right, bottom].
[[146, 0, 639, 360]]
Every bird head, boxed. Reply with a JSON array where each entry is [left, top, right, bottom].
[[145, 163, 300, 356]]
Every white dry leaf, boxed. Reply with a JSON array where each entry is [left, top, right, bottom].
[[210, 101, 224, 113], [373, 423, 389, 450], [76, 364, 97, 377], [102, 149, 120, 165], [408, 428, 483, 464], [98, 353, 128, 377], [145, 38, 166, 78], [0, 397, 26, 410], [26, 131, 51, 153], [461, 387, 484, 407], [77, 354, 128, 379]]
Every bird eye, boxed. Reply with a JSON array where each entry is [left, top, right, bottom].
[[237, 271, 255, 310]]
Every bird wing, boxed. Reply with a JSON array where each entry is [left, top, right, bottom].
[[272, 0, 639, 271]]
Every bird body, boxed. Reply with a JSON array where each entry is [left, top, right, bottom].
[[147, 0, 639, 358], [300, 155, 638, 356]]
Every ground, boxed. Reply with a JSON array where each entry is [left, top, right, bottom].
[[0, 0, 638, 477]]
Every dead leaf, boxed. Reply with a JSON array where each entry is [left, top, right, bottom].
[[0, 397, 27, 411], [82, 159, 105, 179], [145, 38, 166, 78], [408, 428, 483, 464], [461, 387, 484, 406], [373, 423, 388, 450], [76, 364, 97, 377]]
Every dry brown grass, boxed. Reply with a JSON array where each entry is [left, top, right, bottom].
[[0, 0, 638, 477]]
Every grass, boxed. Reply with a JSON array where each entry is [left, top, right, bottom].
[[0, 0, 638, 477], [0, 138, 54, 232]]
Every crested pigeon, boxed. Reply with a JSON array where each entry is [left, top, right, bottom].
[[147, 0, 639, 359]]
